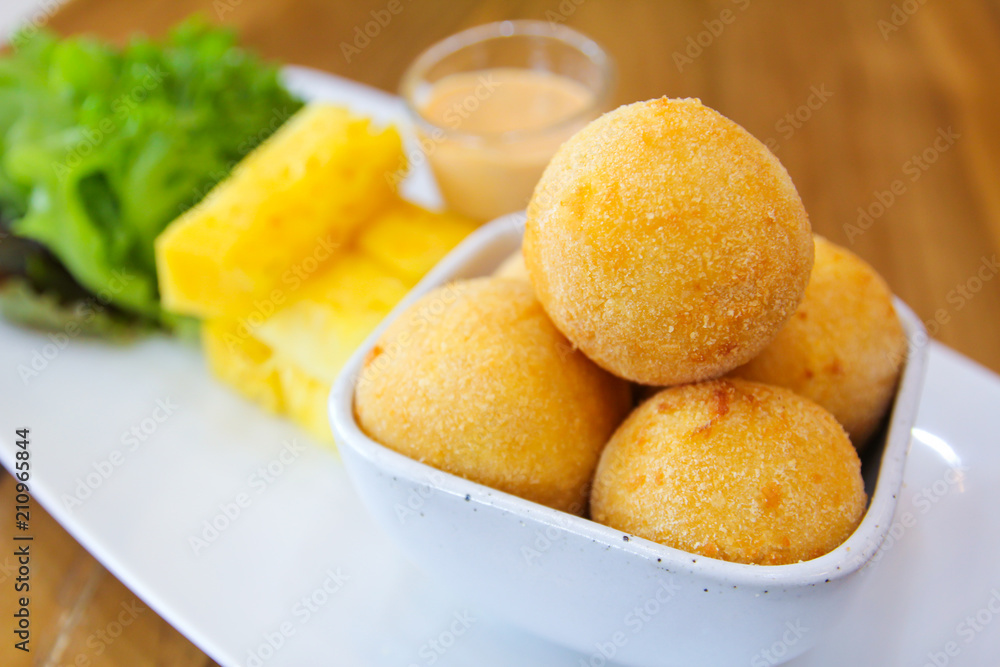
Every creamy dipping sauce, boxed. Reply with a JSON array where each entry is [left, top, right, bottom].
[[416, 68, 597, 221]]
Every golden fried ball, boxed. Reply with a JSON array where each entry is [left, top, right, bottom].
[[524, 97, 814, 386], [355, 277, 632, 513], [493, 249, 531, 282], [591, 379, 866, 565], [730, 236, 906, 448]]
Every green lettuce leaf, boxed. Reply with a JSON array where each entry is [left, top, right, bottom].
[[0, 17, 303, 334]]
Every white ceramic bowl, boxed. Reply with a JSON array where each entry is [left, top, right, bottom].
[[329, 214, 928, 667]]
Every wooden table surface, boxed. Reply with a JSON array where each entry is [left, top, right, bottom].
[[3, 0, 999, 664]]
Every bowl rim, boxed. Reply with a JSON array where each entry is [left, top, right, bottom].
[[329, 213, 929, 589]]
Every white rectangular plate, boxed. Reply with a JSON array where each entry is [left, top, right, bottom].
[[1, 67, 999, 666]]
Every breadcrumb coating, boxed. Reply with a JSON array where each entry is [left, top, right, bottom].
[[354, 278, 632, 513], [590, 379, 866, 565], [524, 97, 813, 385], [730, 236, 906, 448]]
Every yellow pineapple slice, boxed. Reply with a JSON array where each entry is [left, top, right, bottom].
[[254, 253, 409, 385], [357, 202, 478, 284], [274, 361, 334, 442], [155, 103, 402, 318], [203, 318, 335, 443], [202, 318, 284, 414]]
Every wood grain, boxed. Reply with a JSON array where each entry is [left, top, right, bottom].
[[4, 0, 999, 664], [0, 472, 214, 666]]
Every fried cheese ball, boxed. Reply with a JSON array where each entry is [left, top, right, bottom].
[[524, 97, 814, 386], [591, 379, 866, 565], [493, 249, 531, 282], [355, 277, 632, 513], [730, 236, 906, 448]]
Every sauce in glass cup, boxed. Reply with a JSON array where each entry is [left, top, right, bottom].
[[400, 21, 614, 221]]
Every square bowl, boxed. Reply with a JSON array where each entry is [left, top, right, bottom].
[[329, 213, 928, 667]]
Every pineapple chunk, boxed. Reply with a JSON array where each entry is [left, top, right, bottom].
[[254, 253, 409, 385], [179, 106, 476, 443], [198, 202, 476, 446], [155, 103, 402, 318], [202, 319, 284, 414], [274, 361, 334, 442], [357, 202, 478, 284], [204, 316, 335, 442]]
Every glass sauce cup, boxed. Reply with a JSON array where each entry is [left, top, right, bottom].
[[400, 20, 614, 222]]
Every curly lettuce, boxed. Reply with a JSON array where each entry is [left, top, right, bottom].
[[0, 18, 303, 335]]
